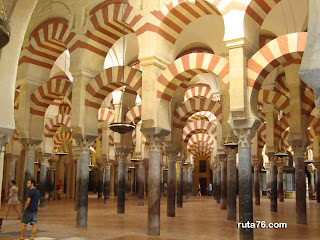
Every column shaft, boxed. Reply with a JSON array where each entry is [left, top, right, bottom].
[[176, 161, 183, 208], [21, 145, 35, 213], [76, 145, 90, 229], [227, 150, 237, 220], [97, 168, 103, 199], [295, 157, 307, 224], [49, 164, 55, 201], [167, 157, 176, 217], [104, 166, 110, 204], [147, 137, 161, 236], [215, 170, 221, 204], [117, 160, 126, 213], [221, 160, 227, 210], [183, 167, 188, 202], [278, 168, 284, 202], [238, 144, 253, 240], [270, 163, 278, 212], [316, 168, 320, 203], [254, 166, 260, 205], [39, 162, 47, 208], [138, 163, 145, 206]]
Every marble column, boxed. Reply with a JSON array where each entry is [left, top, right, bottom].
[[234, 128, 254, 240], [187, 166, 193, 197], [211, 166, 216, 199], [145, 164, 149, 196], [226, 148, 237, 220], [48, 159, 56, 201], [292, 143, 307, 224], [165, 148, 178, 217], [114, 163, 118, 196], [253, 163, 260, 206], [269, 154, 278, 212], [315, 164, 320, 203], [215, 165, 221, 204], [75, 139, 94, 229], [73, 153, 79, 211], [39, 156, 49, 208], [176, 160, 183, 208], [309, 169, 315, 199], [104, 163, 111, 204], [21, 144, 36, 213], [182, 163, 188, 202], [8, 156, 18, 195], [278, 166, 284, 202], [97, 167, 103, 199], [116, 148, 130, 214], [138, 160, 145, 206], [160, 166, 164, 198], [220, 156, 227, 210], [146, 134, 163, 236]]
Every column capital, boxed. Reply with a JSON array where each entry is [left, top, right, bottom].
[[0, 133, 9, 151], [290, 140, 308, 160], [11, 155, 19, 165], [138, 160, 144, 168], [278, 165, 284, 172], [75, 139, 95, 155], [233, 128, 254, 148], [24, 144, 37, 157], [165, 146, 180, 162], [115, 147, 131, 163], [49, 158, 58, 168], [225, 147, 237, 156], [266, 152, 277, 165], [40, 155, 50, 165], [253, 162, 260, 171]]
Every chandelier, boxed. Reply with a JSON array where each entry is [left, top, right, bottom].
[[109, 0, 135, 134]]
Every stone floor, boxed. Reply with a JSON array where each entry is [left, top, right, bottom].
[[0, 194, 319, 240]]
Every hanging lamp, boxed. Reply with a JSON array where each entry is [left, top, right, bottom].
[[109, 0, 135, 134], [224, 132, 238, 148], [275, 111, 288, 158]]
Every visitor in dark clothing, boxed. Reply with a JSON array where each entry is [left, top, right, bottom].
[[19, 179, 40, 240]]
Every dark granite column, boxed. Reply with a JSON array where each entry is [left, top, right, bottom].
[[269, 154, 278, 212], [253, 163, 260, 206], [114, 163, 118, 196], [220, 156, 227, 210], [226, 148, 237, 220], [73, 155, 78, 211], [176, 160, 183, 208], [145, 163, 149, 196], [211, 167, 216, 199], [116, 148, 129, 214], [292, 142, 307, 224], [39, 157, 49, 208], [278, 166, 284, 202], [21, 144, 36, 213], [144, 133, 165, 236], [215, 166, 221, 204], [234, 128, 254, 240], [104, 163, 111, 204], [138, 160, 145, 206], [97, 167, 103, 199], [165, 147, 178, 217], [48, 159, 56, 201], [76, 139, 93, 229], [316, 165, 320, 203], [182, 163, 188, 202], [187, 166, 193, 197]]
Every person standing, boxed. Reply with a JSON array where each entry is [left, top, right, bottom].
[[197, 183, 201, 198], [57, 180, 63, 199], [208, 183, 213, 199], [19, 179, 40, 240], [5, 180, 21, 219]]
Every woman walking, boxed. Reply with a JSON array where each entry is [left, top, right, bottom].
[[5, 180, 21, 219]]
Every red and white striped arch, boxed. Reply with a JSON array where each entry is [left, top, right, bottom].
[[173, 98, 221, 128], [187, 111, 217, 124], [248, 33, 307, 112], [245, 0, 283, 26], [184, 83, 215, 101], [44, 114, 71, 138], [53, 132, 72, 150], [30, 73, 72, 116], [98, 108, 115, 123], [14, 88, 20, 110], [146, 0, 221, 45], [58, 103, 71, 115], [157, 53, 229, 102], [79, 2, 142, 58], [19, 18, 76, 70], [258, 90, 289, 111], [183, 119, 217, 143], [302, 88, 315, 117], [187, 133, 215, 149], [125, 104, 141, 124], [85, 66, 142, 109]]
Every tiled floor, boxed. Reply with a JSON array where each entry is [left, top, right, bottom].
[[0, 194, 319, 239]]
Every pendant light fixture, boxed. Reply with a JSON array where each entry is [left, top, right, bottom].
[[0, 0, 10, 49], [224, 131, 238, 148], [109, 0, 135, 134], [275, 111, 288, 158]]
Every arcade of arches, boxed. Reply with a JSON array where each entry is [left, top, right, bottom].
[[0, 0, 320, 239]]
